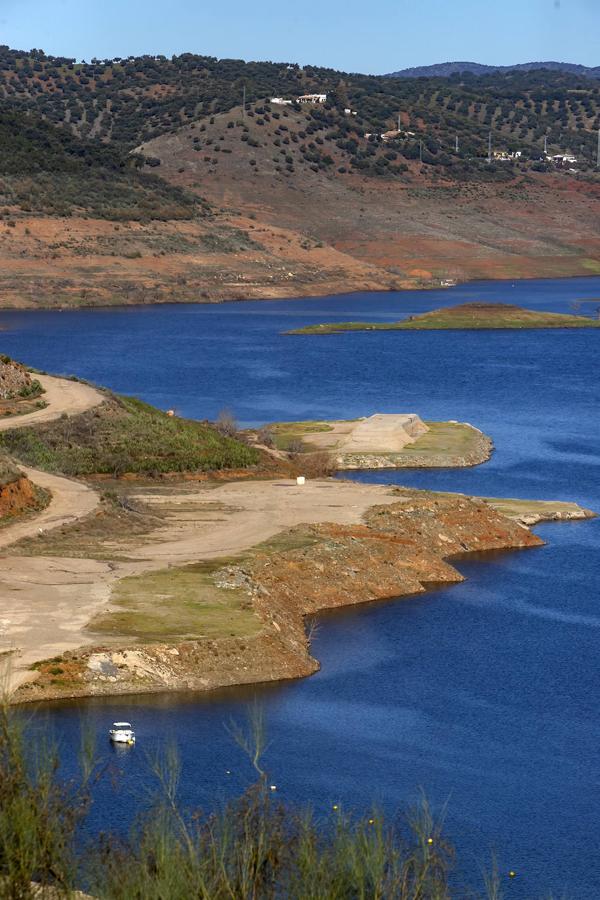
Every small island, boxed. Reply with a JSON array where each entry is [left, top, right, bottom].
[[286, 302, 600, 334]]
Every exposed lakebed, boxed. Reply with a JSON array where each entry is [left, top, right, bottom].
[[1, 276, 600, 897]]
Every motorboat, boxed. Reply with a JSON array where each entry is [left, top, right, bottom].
[[109, 722, 135, 744]]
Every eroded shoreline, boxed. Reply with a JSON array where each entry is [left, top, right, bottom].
[[9, 486, 595, 705]]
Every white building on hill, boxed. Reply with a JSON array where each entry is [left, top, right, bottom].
[[297, 93, 327, 104]]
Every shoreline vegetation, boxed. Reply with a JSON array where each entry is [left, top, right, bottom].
[[0, 701, 509, 900], [0, 367, 594, 707], [286, 301, 600, 334]]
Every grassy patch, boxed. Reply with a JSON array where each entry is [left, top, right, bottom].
[[252, 528, 321, 556], [287, 303, 600, 334], [268, 420, 338, 452], [89, 561, 261, 642], [391, 422, 480, 458], [0, 395, 259, 477]]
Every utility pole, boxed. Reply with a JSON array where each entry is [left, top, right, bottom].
[[397, 113, 401, 134], [455, 134, 459, 153], [242, 84, 246, 119], [488, 131, 492, 164], [544, 135, 548, 155]]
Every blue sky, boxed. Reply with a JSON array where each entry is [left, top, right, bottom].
[[0, 0, 597, 74]]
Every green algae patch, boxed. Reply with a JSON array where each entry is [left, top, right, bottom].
[[287, 302, 600, 334]]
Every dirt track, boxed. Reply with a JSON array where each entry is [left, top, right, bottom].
[[0, 375, 106, 689], [0, 373, 105, 551], [0, 373, 104, 432], [0, 372, 405, 691], [0, 467, 99, 552]]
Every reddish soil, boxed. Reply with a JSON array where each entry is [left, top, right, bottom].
[[0, 105, 597, 310], [0, 476, 37, 518]]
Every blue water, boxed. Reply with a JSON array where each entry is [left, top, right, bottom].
[[2, 277, 600, 898]]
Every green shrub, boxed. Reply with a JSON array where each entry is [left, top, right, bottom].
[[0, 394, 259, 476]]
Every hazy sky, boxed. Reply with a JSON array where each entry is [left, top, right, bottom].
[[0, 0, 597, 74]]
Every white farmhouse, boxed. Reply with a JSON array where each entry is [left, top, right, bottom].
[[297, 93, 327, 104]]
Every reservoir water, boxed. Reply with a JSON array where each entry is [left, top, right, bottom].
[[1, 277, 600, 897]]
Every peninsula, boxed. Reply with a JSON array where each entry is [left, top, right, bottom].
[[286, 302, 600, 334], [0, 361, 593, 702], [260, 414, 493, 469], [0, 360, 594, 704]]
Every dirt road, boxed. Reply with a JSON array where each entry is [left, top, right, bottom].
[[0, 373, 104, 432], [0, 467, 99, 552], [0, 374, 106, 689]]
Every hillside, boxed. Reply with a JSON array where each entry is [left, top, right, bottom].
[[387, 61, 600, 79], [0, 393, 260, 476], [0, 47, 597, 307], [137, 100, 600, 291], [0, 47, 599, 168], [0, 105, 201, 220]]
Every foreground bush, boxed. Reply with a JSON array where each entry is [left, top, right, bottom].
[[0, 395, 259, 477], [0, 706, 94, 897], [0, 703, 462, 899], [0, 700, 517, 899]]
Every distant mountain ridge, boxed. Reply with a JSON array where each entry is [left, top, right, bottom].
[[386, 61, 600, 79]]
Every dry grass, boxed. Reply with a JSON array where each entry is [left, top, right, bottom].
[[3, 490, 161, 559]]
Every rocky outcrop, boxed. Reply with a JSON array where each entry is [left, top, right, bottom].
[[15, 489, 543, 703], [0, 357, 35, 400]]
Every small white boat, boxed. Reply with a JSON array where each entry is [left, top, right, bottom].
[[109, 722, 136, 745]]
